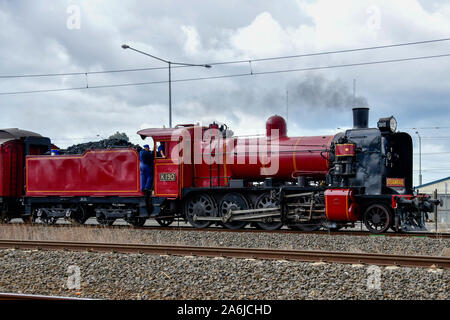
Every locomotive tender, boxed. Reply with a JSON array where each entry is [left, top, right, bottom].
[[0, 108, 437, 233]]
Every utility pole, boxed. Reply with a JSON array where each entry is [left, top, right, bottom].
[[415, 130, 422, 186]]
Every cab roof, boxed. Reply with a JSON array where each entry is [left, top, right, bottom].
[[137, 126, 203, 141], [0, 128, 43, 145]]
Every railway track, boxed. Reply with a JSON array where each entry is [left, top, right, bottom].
[[0, 239, 448, 269], [2, 221, 450, 239], [0, 292, 92, 300]]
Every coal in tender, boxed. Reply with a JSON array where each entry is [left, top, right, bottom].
[[61, 133, 142, 155]]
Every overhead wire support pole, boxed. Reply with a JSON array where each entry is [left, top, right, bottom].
[[121, 44, 211, 128], [415, 130, 422, 186], [169, 61, 172, 128]]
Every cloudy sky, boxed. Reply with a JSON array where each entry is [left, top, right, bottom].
[[1, 0, 450, 186]]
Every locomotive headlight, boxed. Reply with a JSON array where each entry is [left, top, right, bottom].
[[389, 117, 397, 132], [377, 116, 397, 133]]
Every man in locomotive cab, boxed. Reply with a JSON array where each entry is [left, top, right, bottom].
[[156, 141, 166, 158], [139, 144, 154, 192]]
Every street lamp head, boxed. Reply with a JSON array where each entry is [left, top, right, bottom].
[[121, 44, 130, 49], [204, 64, 212, 68]]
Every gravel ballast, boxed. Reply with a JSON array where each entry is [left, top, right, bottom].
[[1, 225, 448, 300], [0, 249, 448, 300]]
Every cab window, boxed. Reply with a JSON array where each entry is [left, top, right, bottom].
[[156, 142, 166, 158]]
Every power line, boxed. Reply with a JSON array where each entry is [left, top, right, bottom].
[[1, 37, 450, 79], [2, 51, 450, 96], [0, 66, 169, 79], [208, 37, 450, 66]]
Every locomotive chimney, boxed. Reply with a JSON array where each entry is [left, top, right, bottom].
[[352, 107, 369, 129]]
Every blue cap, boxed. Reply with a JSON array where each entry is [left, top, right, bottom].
[[143, 144, 149, 149]]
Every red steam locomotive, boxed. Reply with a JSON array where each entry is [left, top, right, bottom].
[[0, 108, 438, 233]]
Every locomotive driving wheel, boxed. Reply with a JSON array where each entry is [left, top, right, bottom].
[[185, 193, 216, 228], [363, 203, 392, 234], [219, 192, 249, 230], [254, 193, 282, 230]]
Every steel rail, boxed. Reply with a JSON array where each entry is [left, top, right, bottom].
[[0, 292, 92, 300], [2, 222, 449, 239], [0, 239, 448, 269]]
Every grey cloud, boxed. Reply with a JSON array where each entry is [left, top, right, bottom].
[[1, 0, 450, 186]]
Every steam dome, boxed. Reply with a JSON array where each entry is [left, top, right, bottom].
[[266, 115, 287, 138]]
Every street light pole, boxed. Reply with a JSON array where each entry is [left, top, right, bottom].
[[415, 130, 422, 186], [121, 44, 211, 128], [168, 61, 171, 128]]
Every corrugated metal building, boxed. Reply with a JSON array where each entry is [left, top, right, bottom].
[[416, 176, 450, 224]]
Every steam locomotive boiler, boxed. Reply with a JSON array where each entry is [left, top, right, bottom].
[[138, 107, 437, 233]]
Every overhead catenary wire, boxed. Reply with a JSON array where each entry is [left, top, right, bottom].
[[2, 51, 450, 96], [206, 37, 450, 66], [1, 36, 450, 79], [0, 66, 170, 79]]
